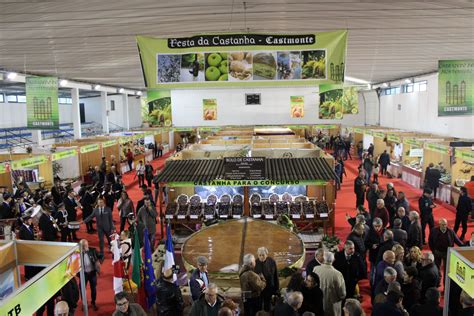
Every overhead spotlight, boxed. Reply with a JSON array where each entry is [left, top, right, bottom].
[[59, 79, 68, 86], [118, 88, 125, 93], [7, 72, 17, 80], [404, 78, 413, 84], [136, 91, 143, 96], [382, 82, 389, 88], [93, 84, 101, 90], [368, 84, 372, 90]]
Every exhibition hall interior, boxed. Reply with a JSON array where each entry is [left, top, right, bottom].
[[0, 1, 473, 315]]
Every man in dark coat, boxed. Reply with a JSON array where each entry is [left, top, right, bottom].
[[60, 277, 80, 315], [255, 247, 279, 312], [391, 219, 407, 248], [300, 272, 324, 316], [429, 218, 463, 272], [407, 211, 423, 249], [63, 189, 79, 240], [454, 187, 472, 241], [365, 217, 385, 283], [354, 171, 367, 208], [425, 164, 441, 199], [189, 283, 224, 316], [419, 188, 435, 244], [80, 239, 101, 311], [366, 183, 380, 218], [189, 256, 210, 301], [0, 193, 15, 219], [372, 289, 406, 316], [306, 248, 324, 275], [83, 198, 113, 257], [376, 230, 397, 265], [273, 291, 303, 316], [418, 252, 440, 300], [38, 208, 58, 241], [333, 240, 366, 299], [155, 268, 184, 316], [378, 150, 391, 176], [390, 206, 410, 232], [410, 287, 442, 316]]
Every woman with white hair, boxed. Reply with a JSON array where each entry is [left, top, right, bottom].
[[254, 247, 279, 312], [313, 251, 346, 316], [239, 254, 267, 316]]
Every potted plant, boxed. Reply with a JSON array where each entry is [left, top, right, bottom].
[[321, 234, 340, 253]]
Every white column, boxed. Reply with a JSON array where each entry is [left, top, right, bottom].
[[30, 130, 42, 145], [71, 88, 82, 139], [100, 91, 109, 133], [122, 94, 130, 130]]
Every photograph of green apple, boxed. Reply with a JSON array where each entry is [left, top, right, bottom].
[[180, 53, 205, 82], [205, 52, 229, 81]]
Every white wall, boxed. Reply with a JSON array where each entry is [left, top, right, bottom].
[[171, 87, 366, 127], [0, 102, 73, 128], [377, 73, 474, 139]]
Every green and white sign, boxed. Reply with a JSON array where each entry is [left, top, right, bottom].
[[448, 251, 474, 297], [424, 142, 450, 155], [102, 140, 118, 148], [403, 137, 422, 147], [373, 131, 385, 139], [438, 60, 474, 116], [51, 149, 77, 161], [11, 156, 48, 170], [168, 179, 327, 187], [80, 144, 100, 154], [387, 134, 401, 143], [26, 76, 59, 130], [455, 150, 474, 162], [137, 30, 347, 89]]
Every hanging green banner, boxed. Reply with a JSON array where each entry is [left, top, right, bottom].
[[102, 140, 118, 148], [144, 90, 172, 127], [80, 144, 100, 154], [290, 96, 304, 118], [354, 127, 364, 134], [0, 163, 8, 174], [455, 150, 474, 162], [438, 60, 474, 116], [26, 76, 59, 130], [387, 134, 402, 143], [314, 125, 337, 129], [424, 142, 450, 155], [342, 86, 359, 114], [403, 137, 422, 147], [136, 30, 347, 89], [12, 155, 48, 170], [51, 149, 77, 161], [373, 131, 385, 138], [319, 84, 343, 119], [203, 99, 218, 121]]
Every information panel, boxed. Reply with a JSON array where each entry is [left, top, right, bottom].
[[224, 157, 266, 180]]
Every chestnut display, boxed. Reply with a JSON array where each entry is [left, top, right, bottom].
[[165, 202, 178, 218], [232, 195, 244, 217], [249, 193, 263, 217], [275, 201, 289, 216], [204, 194, 217, 218], [316, 200, 329, 215], [176, 194, 189, 219], [189, 195, 203, 218], [263, 202, 275, 218], [290, 202, 302, 216], [218, 194, 231, 218], [302, 201, 316, 218]]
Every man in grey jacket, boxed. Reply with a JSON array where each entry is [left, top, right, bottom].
[[83, 198, 113, 257], [137, 197, 158, 250]]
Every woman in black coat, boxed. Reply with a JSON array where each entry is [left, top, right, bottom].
[[300, 272, 324, 316]]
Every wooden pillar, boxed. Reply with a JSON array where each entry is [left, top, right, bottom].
[[243, 186, 250, 217]]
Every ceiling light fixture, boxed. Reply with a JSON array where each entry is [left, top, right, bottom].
[[404, 78, 413, 84], [93, 84, 101, 90], [382, 82, 389, 88], [136, 91, 143, 96], [59, 79, 68, 86], [118, 88, 125, 93], [345, 76, 370, 84], [7, 72, 17, 80]]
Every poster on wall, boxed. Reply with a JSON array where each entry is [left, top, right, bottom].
[[143, 90, 172, 127], [203, 98, 217, 120], [342, 86, 359, 114], [318, 84, 344, 119], [0, 268, 15, 299], [438, 60, 474, 116], [26, 76, 59, 130], [290, 96, 304, 118], [136, 30, 347, 89]]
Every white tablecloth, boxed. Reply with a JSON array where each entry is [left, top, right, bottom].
[[401, 166, 422, 189], [387, 163, 402, 178], [436, 183, 451, 203]]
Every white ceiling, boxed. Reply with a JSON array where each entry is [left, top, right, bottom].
[[0, 0, 472, 89]]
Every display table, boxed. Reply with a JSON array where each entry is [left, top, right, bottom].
[[401, 165, 422, 188], [437, 182, 452, 204], [387, 162, 402, 178]]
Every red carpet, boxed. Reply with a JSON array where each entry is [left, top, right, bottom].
[[75, 153, 171, 315], [75, 153, 471, 315]]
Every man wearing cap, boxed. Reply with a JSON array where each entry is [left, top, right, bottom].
[[19, 214, 35, 240], [63, 189, 79, 240], [419, 188, 436, 244], [190, 256, 210, 301], [155, 268, 184, 315]]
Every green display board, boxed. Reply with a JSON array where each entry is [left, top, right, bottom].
[[144, 90, 172, 127], [319, 84, 343, 119], [136, 30, 347, 89], [448, 250, 474, 298], [26, 76, 59, 130], [438, 60, 474, 116]]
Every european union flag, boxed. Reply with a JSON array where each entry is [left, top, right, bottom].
[[143, 228, 156, 309]]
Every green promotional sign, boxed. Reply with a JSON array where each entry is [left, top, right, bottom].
[[137, 30, 347, 89], [290, 96, 304, 118], [51, 149, 77, 161], [80, 144, 100, 154], [315, 124, 337, 129], [387, 134, 402, 143], [455, 150, 474, 162], [342, 86, 359, 114], [364, 130, 374, 136], [119, 136, 132, 144], [424, 143, 450, 155], [403, 137, 422, 147], [353, 127, 364, 134], [26, 76, 59, 130], [448, 251, 474, 297], [11, 155, 48, 170], [144, 90, 172, 127], [319, 84, 344, 119], [102, 140, 118, 148], [0, 163, 8, 174], [373, 131, 385, 139], [168, 179, 327, 187], [203, 99, 218, 121], [438, 60, 474, 116]]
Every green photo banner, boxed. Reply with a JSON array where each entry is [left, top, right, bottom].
[[144, 90, 173, 127], [290, 96, 304, 118], [319, 84, 343, 119], [438, 60, 474, 116], [26, 76, 59, 130], [51, 149, 77, 161], [136, 30, 347, 89], [203, 99, 217, 121]]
